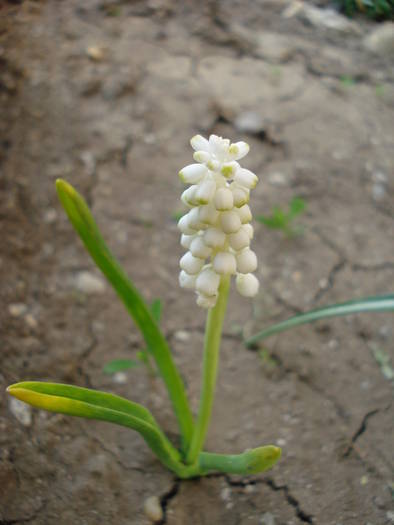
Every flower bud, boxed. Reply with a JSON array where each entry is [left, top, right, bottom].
[[190, 236, 212, 259], [214, 187, 234, 211], [242, 223, 254, 239], [180, 252, 205, 274], [195, 267, 220, 296], [209, 135, 230, 160], [193, 150, 211, 164], [198, 204, 219, 225], [196, 293, 218, 309], [231, 184, 250, 208], [236, 248, 257, 273], [181, 185, 198, 207], [178, 214, 197, 235], [203, 227, 226, 248], [191, 135, 209, 152], [180, 234, 195, 249], [228, 141, 250, 160], [179, 164, 208, 184], [234, 168, 258, 189], [213, 252, 237, 275], [237, 204, 252, 224], [228, 228, 250, 251], [220, 210, 242, 234], [221, 161, 239, 179], [195, 179, 216, 204], [236, 273, 259, 297], [179, 271, 197, 289]]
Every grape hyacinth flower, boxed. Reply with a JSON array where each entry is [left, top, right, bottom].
[[178, 134, 259, 308]]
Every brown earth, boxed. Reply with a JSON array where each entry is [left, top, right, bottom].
[[1, 1, 393, 524]]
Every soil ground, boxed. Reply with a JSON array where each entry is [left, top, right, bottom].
[[0, 1, 393, 524]]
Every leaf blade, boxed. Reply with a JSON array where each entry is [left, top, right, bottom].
[[246, 294, 394, 346], [7, 381, 184, 473], [55, 179, 194, 449]]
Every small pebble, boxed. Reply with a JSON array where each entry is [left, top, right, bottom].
[[25, 314, 38, 329], [220, 487, 231, 501], [144, 495, 163, 523], [74, 271, 106, 294], [86, 46, 105, 61], [113, 372, 128, 384], [8, 303, 28, 317], [174, 330, 190, 342], [268, 172, 287, 186], [9, 397, 32, 426]]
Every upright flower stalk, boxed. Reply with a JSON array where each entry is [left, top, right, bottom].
[[177, 134, 260, 464]]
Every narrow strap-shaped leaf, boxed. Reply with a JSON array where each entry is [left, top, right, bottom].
[[246, 294, 394, 346], [197, 446, 281, 476], [9, 381, 157, 425], [7, 382, 184, 474], [55, 180, 194, 449]]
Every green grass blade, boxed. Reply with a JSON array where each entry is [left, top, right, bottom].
[[7, 381, 184, 473], [103, 359, 140, 374], [246, 294, 394, 346], [55, 179, 194, 449]]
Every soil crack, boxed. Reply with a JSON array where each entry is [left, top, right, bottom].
[[224, 475, 314, 523], [158, 478, 180, 524], [343, 408, 380, 458]]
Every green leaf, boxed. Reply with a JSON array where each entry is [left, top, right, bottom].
[[55, 180, 194, 450], [288, 197, 306, 218], [246, 294, 394, 346], [103, 359, 140, 374], [7, 381, 184, 473], [198, 445, 281, 475]]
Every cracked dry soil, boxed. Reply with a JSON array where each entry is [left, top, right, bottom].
[[1, 1, 393, 524]]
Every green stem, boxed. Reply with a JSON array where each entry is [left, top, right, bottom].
[[185, 275, 230, 465]]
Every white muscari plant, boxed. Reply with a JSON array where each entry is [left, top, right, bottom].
[[178, 134, 259, 308], [6, 133, 394, 492]]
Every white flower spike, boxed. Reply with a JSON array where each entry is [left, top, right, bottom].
[[178, 134, 260, 308]]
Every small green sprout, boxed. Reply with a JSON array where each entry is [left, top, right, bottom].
[[257, 196, 306, 237], [340, 75, 356, 88]]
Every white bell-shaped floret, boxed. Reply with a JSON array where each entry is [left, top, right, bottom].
[[179, 164, 208, 184], [190, 236, 212, 259], [237, 204, 252, 224], [203, 227, 226, 248], [206, 158, 221, 172], [198, 204, 219, 225], [231, 184, 250, 208], [209, 135, 230, 160], [214, 187, 234, 211], [195, 179, 216, 204], [242, 223, 254, 239], [236, 273, 259, 297], [181, 185, 198, 207], [179, 270, 197, 289], [180, 252, 205, 274], [195, 267, 220, 296], [220, 210, 242, 234], [193, 150, 211, 164], [180, 234, 195, 249], [234, 168, 258, 189], [178, 214, 197, 235], [196, 292, 218, 309], [236, 248, 258, 273], [221, 161, 239, 179], [228, 228, 250, 251], [213, 252, 237, 275], [187, 207, 205, 230], [228, 141, 250, 161], [191, 135, 210, 152]]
